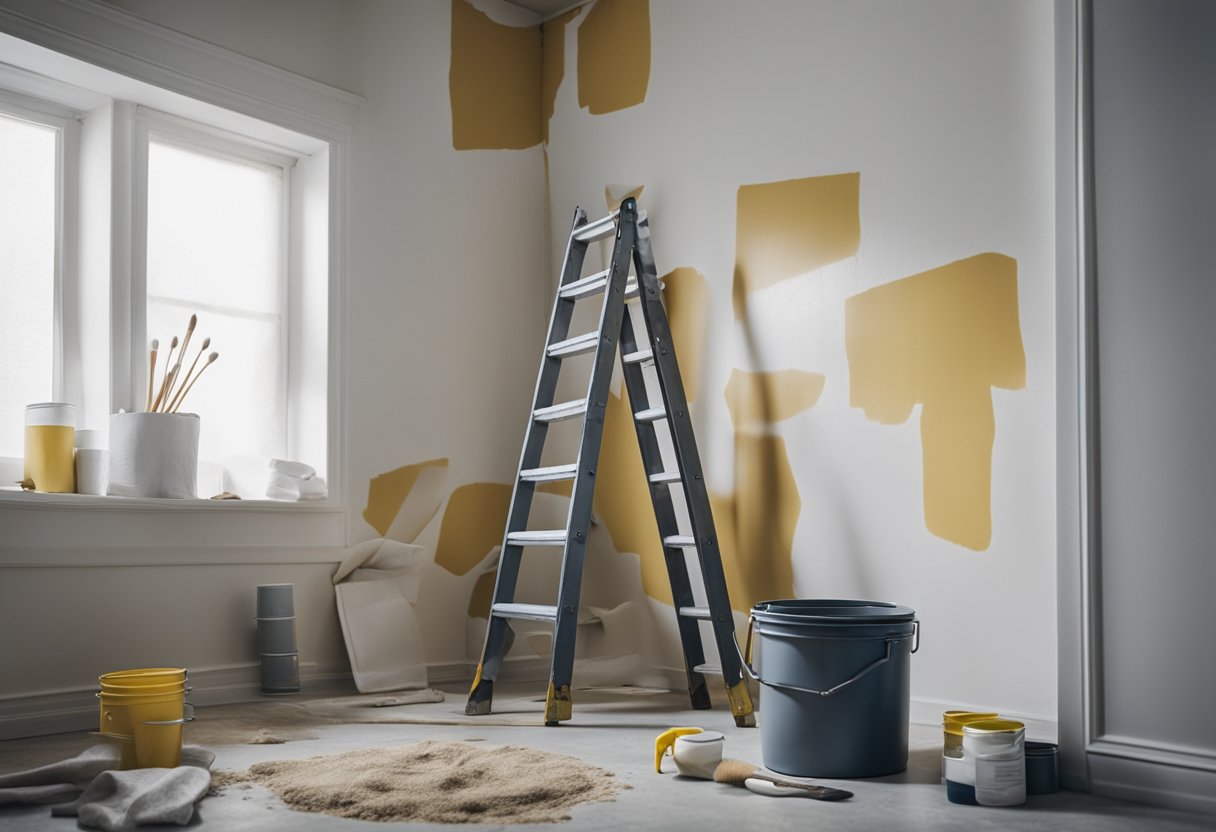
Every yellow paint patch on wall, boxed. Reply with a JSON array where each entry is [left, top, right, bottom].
[[434, 482, 513, 576], [541, 8, 579, 144], [845, 253, 1025, 551], [733, 173, 861, 318], [604, 183, 643, 211], [450, 0, 542, 150], [363, 458, 450, 537], [725, 369, 825, 431], [710, 435, 799, 611], [538, 479, 574, 498], [662, 267, 708, 402], [468, 570, 497, 618], [577, 0, 650, 114]]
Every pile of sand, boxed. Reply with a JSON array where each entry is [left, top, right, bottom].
[[220, 740, 623, 824]]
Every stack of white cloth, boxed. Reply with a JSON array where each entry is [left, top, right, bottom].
[[265, 459, 327, 501]]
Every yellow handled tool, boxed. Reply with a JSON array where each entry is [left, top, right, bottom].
[[654, 727, 703, 773]]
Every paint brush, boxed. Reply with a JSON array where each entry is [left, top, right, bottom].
[[151, 335, 179, 412], [171, 351, 218, 414], [145, 339, 159, 411], [713, 760, 852, 801], [160, 314, 197, 412], [166, 336, 209, 414]]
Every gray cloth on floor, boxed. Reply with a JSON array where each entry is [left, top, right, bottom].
[[0, 744, 214, 830], [50, 765, 212, 830]]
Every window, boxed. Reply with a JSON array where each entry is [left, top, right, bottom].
[[0, 69, 332, 500], [0, 106, 59, 459], [143, 130, 290, 466]]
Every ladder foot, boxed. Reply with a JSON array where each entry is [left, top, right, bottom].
[[543, 681, 573, 724], [465, 670, 494, 716], [726, 679, 756, 728]]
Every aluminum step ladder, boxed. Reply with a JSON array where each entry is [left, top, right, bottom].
[[465, 198, 756, 727]]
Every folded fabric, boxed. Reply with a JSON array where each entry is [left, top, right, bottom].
[[267, 471, 328, 495], [269, 459, 315, 479], [50, 766, 211, 830], [266, 476, 327, 501], [0, 744, 214, 830]]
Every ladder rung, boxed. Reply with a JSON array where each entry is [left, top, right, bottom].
[[664, 535, 696, 548], [622, 349, 653, 365], [679, 606, 711, 620], [492, 603, 558, 622], [693, 664, 723, 676], [571, 211, 619, 242], [548, 332, 598, 358], [521, 463, 579, 483], [559, 269, 640, 301], [635, 407, 667, 423], [649, 471, 681, 484], [533, 399, 587, 422], [507, 530, 568, 547]]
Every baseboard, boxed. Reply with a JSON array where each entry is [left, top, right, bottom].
[[0, 656, 555, 741], [909, 695, 1059, 743], [1089, 747, 1216, 816]]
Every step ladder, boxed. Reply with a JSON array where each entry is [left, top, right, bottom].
[[465, 198, 756, 727]]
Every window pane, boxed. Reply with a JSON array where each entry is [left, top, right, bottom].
[[0, 113, 56, 458], [145, 137, 286, 477], [146, 140, 283, 314], [147, 301, 283, 464]]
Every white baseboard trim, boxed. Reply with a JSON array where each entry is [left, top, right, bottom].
[[1089, 748, 1216, 816], [909, 696, 1059, 744], [0, 656, 556, 741]]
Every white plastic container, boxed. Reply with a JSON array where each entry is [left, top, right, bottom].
[[963, 719, 1026, 807], [75, 429, 108, 495]]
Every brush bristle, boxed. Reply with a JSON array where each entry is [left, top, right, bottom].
[[151, 339, 159, 350], [713, 758, 758, 785]]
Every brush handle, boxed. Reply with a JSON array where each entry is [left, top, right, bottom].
[[170, 360, 213, 414], [151, 343, 178, 412], [145, 351, 158, 412], [166, 344, 206, 414], [745, 776, 852, 801]]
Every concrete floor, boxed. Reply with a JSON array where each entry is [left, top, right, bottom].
[[1, 683, 1211, 831]]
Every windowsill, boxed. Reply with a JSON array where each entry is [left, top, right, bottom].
[[0, 486, 342, 512]]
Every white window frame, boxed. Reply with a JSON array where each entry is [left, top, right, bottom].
[[0, 15, 356, 543], [0, 87, 79, 415], [130, 108, 296, 462]]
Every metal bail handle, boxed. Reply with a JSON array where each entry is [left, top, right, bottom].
[[737, 615, 920, 698]]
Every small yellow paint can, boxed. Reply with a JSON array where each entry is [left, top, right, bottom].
[[23, 403, 76, 492], [942, 710, 1000, 760]]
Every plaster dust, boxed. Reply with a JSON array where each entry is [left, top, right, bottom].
[[219, 740, 623, 824]]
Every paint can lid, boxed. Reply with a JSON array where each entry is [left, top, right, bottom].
[[963, 718, 1026, 735], [752, 599, 916, 624], [25, 402, 76, 428], [943, 711, 1001, 735]]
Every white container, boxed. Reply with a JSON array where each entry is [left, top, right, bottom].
[[673, 731, 725, 779], [963, 719, 1026, 807], [106, 412, 200, 499], [74, 429, 108, 495], [24, 403, 76, 493]]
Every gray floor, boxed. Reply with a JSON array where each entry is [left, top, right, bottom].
[[1, 683, 1211, 831]]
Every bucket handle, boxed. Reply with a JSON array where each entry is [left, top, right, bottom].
[[738, 618, 919, 698], [143, 702, 196, 727]]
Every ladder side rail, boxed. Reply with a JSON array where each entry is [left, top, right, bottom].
[[630, 211, 755, 726], [544, 205, 637, 724], [470, 208, 590, 706], [617, 299, 712, 709]]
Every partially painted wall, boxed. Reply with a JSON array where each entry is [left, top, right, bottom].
[[540, 0, 1056, 721]]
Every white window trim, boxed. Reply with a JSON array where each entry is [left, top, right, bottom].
[[0, 87, 79, 410], [0, 0, 361, 548], [130, 108, 295, 464]]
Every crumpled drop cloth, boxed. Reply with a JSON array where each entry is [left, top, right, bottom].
[[0, 744, 214, 831]]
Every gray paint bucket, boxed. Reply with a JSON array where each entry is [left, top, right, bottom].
[[745, 599, 919, 778]]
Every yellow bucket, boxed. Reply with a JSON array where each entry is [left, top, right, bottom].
[[99, 668, 187, 685], [97, 681, 190, 770]]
